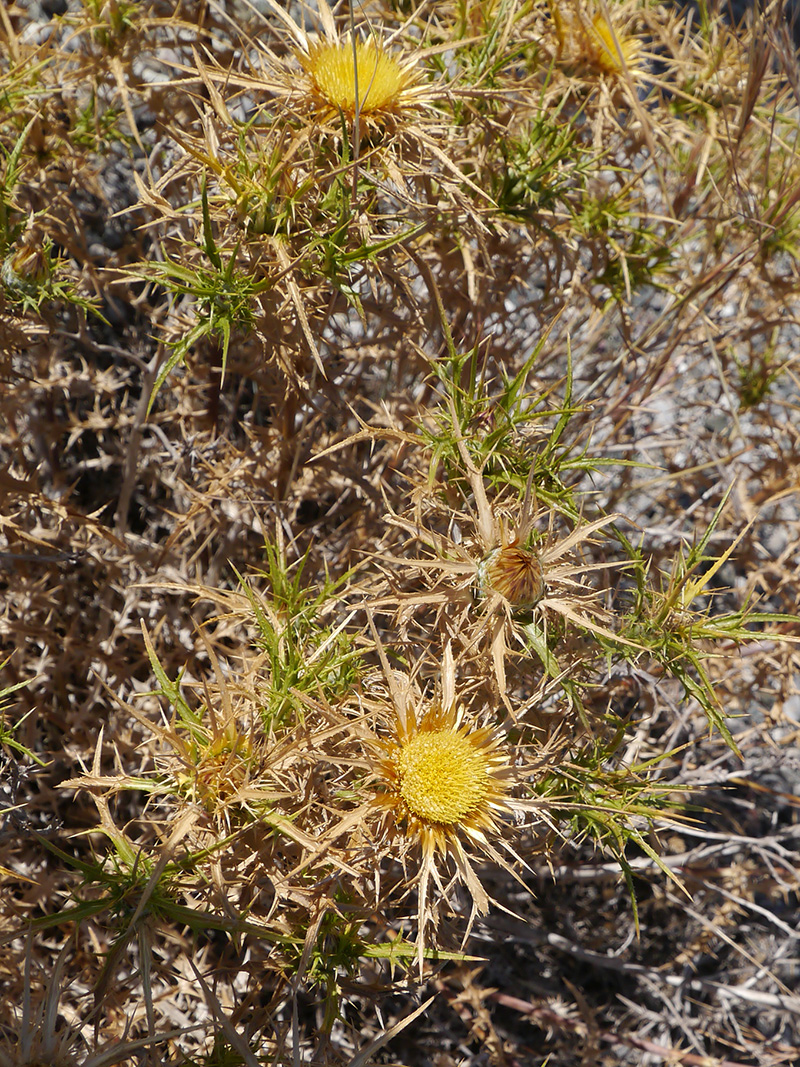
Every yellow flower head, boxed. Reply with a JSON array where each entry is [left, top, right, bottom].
[[358, 649, 540, 969], [301, 38, 418, 119], [550, 1, 642, 78], [373, 701, 512, 858], [586, 13, 641, 75]]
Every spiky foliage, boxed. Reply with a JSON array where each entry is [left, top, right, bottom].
[[3, 0, 800, 1064]]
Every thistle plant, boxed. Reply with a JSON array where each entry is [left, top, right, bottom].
[[371, 383, 629, 711], [360, 644, 539, 967], [6, 0, 800, 1063]]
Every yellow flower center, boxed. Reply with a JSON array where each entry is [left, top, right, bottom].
[[304, 40, 412, 116], [589, 15, 639, 74], [395, 730, 490, 825]]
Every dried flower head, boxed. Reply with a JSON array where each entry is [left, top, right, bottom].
[[477, 539, 546, 613]]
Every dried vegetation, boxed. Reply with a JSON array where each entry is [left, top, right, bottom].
[[2, 0, 800, 1064]]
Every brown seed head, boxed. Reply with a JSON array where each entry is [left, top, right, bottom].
[[480, 543, 545, 611]]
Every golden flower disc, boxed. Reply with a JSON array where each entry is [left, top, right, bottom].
[[303, 40, 413, 116], [589, 15, 640, 74], [395, 729, 490, 825]]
